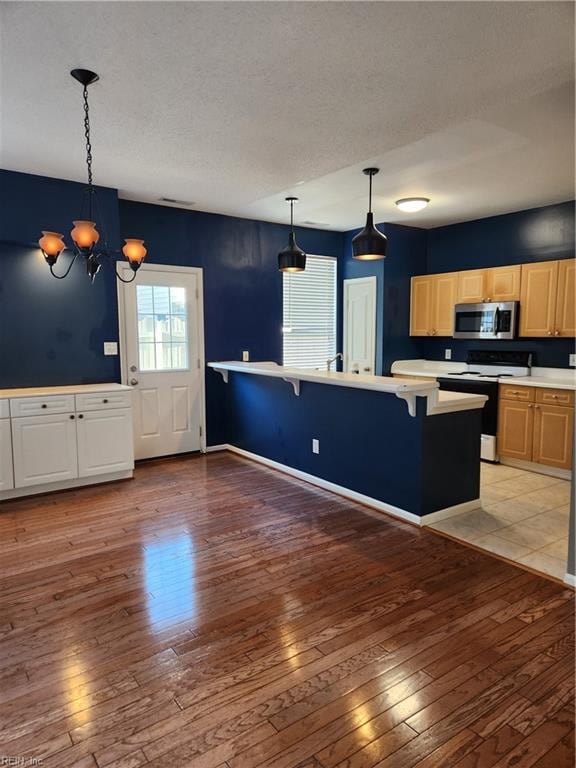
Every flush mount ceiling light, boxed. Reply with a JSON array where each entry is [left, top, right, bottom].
[[352, 168, 387, 260], [278, 197, 306, 272], [395, 197, 430, 213], [38, 69, 147, 284]]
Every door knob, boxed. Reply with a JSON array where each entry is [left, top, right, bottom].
[[130, 378, 139, 386]]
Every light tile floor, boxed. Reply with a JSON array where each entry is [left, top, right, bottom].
[[428, 463, 572, 581]]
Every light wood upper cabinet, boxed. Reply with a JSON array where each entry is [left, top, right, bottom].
[[498, 400, 534, 461], [555, 259, 576, 337], [410, 276, 433, 336], [458, 269, 487, 304], [488, 265, 521, 302], [410, 272, 458, 336], [457, 265, 521, 303], [519, 261, 559, 337], [533, 403, 574, 470]]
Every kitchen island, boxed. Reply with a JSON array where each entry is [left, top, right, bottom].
[[208, 362, 487, 524]]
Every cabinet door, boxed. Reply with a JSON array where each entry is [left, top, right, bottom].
[[519, 261, 559, 337], [0, 419, 14, 492], [432, 272, 458, 336], [533, 404, 574, 470], [554, 259, 575, 337], [458, 269, 488, 303], [76, 408, 134, 478], [11, 413, 78, 488], [487, 265, 521, 302], [498, 400, 534, 461], [410, 276, 433, 336]]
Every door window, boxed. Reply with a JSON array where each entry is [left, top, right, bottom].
[[136, 285, 189, 371]]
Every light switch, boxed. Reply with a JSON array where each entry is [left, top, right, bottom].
[[570, 353, 576, 367], [445, 349, 452, 360], [312, 439, 320, 454], [242, 350, 250, 362], [104, 342, 118, 356]]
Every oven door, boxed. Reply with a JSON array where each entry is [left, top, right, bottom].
[[453, 302, 517, 339], [437, 377, 499, 461]]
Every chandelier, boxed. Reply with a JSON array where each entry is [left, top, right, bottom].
[[38, 69, 147, 283]]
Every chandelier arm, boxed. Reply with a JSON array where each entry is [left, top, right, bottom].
[[48, 250, 79, 280], [114, 267, 137, 284]]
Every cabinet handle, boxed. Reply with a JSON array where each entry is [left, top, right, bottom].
[[547, 330, 553, 336], [41, 404, 47, 409], [528, 404, 533, 408], [103, 398, 109, 403], [534, 405, 540, 409], [69, 414, 75, 420], [78, 414, 84, 419], [554, 330, 560, 336], [486, 297, 491, 302], [552, 395, 559, 399]]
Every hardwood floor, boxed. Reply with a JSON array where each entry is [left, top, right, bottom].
[[0, 452, 573, 768]]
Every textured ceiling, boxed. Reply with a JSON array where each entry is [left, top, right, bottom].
[[0, 1, 574, 230]]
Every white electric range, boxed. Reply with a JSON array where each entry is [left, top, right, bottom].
[[436, 351, 532, 461]]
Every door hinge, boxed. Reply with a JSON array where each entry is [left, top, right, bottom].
[[199, 426, 203, 437], [197, 359, 201, 369]]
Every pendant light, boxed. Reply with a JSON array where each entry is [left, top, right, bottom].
[[38, 69, 147, 284], [352, 168, 387, 260], [278, 197, 306, 272]]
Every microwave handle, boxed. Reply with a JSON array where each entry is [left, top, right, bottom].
[[494, 306, 501, 332]]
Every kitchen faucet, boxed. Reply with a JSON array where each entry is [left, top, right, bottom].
[[326, 352, 343, 371]]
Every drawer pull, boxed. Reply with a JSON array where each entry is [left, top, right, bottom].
[[103, 398, 109, 403], [41, 404, 47, 409], [69, 414, 75, 420], [78, 414, 84, 419]]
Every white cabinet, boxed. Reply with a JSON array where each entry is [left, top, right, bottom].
[[11, 413, 78, 488], [0, 419, 14, 491], [77, 408, 134, 478]]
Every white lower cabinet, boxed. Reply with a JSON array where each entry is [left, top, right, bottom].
[[12, 412, 78, 488], [77, 408, 134, 477], [0, 419, 15, 491]]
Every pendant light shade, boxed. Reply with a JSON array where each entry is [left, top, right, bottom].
[[352, 168, 387, 260], [278, 197, 306, 272]]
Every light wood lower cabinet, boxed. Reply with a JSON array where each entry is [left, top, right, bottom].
[[498, 385, 574, 471]]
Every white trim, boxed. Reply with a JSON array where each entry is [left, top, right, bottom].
[[500, 457, 572, 481], [205, 444, 228, 453], [343, 276, 377, 375], [117, 263, 207, 454], [219, 444, 479, 528], [421, 498, 482, 524], [0, 470, 133, 502], [564, 573, 576, 587]]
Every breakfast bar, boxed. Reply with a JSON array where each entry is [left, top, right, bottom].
[[208, 362, 488, 523]]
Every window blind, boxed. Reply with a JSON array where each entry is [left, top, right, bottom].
[[283, 255, 337, 369]]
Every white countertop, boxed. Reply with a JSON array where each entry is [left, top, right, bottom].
[[391, 360, 576, 390], [0, 383, 131, 399], [208, 361, 487, 417]]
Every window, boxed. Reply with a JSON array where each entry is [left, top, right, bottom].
[[283, 255, 337, 369], [136, 285, 189, 371]]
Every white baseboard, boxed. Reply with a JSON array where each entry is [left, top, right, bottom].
[[500, 457, 571, 481], [222, 443, 481, 528], [0, 470, 133, 502], [205, 444, 229, 453], [564, 573, 576, 587], [421, 498, 482, 525]]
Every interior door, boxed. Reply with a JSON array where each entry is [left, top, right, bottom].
[[120, 265, 204, 460], [343, 277, 376, 374]]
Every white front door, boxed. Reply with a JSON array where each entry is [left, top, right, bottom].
[[343, 277, 377, 375], [119, 265, 205, 460]]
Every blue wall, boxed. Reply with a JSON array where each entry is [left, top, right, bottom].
[[0, 170, 343, 445]]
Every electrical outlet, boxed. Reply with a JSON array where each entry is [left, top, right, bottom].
[[242, 350, 249, 362], [312, 439, 320, 454], [104, 342, 118, 356], [570, 353, 576, 367], [445, 349, 452, 360]]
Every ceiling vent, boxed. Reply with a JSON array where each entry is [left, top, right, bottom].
[[158, 197, 196, 207]]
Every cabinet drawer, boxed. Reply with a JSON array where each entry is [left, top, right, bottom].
[[535, 388, 575, 407], [10, 395, 75, 418], [499, 385, 534, 402], [0, 400, 9, 419], [75, 391, 132, 412]]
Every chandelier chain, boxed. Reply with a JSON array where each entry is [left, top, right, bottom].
[[83, 86, 93, 187]]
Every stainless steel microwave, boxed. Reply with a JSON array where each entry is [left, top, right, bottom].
[[453, 301, 519, 339]]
